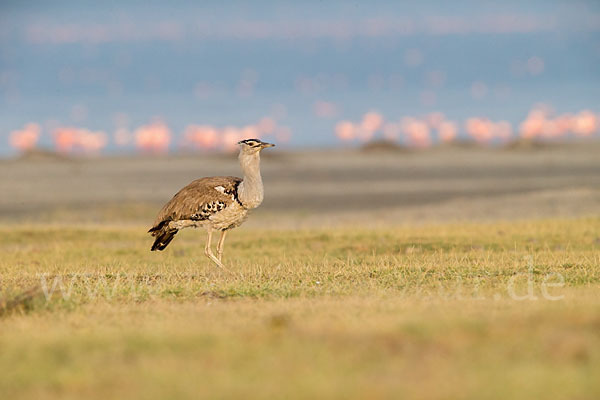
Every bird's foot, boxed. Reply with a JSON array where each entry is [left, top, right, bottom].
[[214, 260, 229, 271], [207, 254, 231, 273]]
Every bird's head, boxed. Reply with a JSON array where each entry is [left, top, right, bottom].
[[237, 138, 275, 155]]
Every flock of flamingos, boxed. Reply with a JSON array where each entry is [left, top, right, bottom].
[[8, 105, 599, 155]]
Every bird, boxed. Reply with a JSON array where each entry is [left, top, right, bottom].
[[148, 138, 275, 269]]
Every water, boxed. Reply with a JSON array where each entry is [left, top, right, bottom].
[[1, 0, 599, 155]]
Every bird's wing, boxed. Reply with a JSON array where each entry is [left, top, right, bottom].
[[149, 176, 242, 233]]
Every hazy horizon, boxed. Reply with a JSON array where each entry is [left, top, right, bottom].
[[1, 0, 599, 155]]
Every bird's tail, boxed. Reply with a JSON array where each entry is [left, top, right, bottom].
[[148, 221, 178, 251]]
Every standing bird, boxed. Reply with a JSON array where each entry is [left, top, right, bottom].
[[148, 139, 275, 269]]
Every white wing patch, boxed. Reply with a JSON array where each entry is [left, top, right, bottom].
[[214, 184, 236, 202]]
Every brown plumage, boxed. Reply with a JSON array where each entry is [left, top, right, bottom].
[[148, 138, 275, 269], [148, 176, 242, 251]]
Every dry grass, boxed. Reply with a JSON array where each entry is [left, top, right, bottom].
[[0, 218, 599, 399]]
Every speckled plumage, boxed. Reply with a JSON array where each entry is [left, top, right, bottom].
[[148, 138, 274, 268]]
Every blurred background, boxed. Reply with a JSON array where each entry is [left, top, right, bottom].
[[1, 0, 599, 225]]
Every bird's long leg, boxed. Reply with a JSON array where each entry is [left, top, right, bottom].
[[204, 229, 228, 270], [216, 230, 228, 262]]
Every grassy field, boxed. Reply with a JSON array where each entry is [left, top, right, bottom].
[[1, 218, 599, 399]]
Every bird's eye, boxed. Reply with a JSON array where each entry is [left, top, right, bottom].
[[240, 139, 261, 147]]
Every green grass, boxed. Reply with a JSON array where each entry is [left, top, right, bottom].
[[1, 218, 599, 399]]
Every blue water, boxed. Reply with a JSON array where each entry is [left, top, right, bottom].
[[1, 0, 599, 155]]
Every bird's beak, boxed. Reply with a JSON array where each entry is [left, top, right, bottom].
[[261, 142, 275, 148]]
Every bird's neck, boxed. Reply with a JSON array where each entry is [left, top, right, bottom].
[[238, 151, 264, 209]]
